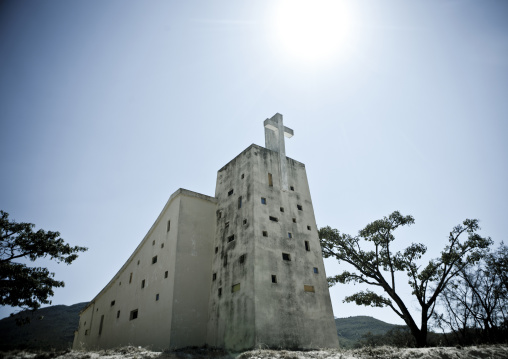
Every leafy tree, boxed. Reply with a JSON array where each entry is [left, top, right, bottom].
[[0, 210, 87, 320], [319, 211, 492, 347]]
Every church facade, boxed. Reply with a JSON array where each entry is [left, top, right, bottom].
[[73, 114, 339, 351]]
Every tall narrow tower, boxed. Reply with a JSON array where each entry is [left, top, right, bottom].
[[207, 113, 339, 350]]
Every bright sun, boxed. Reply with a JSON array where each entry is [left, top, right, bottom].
[[271, 0, 352, 65]]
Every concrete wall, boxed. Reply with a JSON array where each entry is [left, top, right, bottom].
[[73, 189, 216, 350], [207, 145, 338, 350]]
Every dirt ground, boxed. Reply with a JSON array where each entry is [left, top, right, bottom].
[[1, 345, 507, 359]]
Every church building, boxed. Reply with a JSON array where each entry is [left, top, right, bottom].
[[72, 114, 339, 351]]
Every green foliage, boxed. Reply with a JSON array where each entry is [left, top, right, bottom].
[[319, 211, 493, 347], [0, 210, 87, 318]]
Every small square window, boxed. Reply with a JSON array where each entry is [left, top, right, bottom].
[[167, 220, 171, 232], [305, 241, 310, 251], [239, 254, 246, 264], [232, 283, 241, 293], [218, 288, 222, 297], [243, 219, 247, 225], [228, 235, 235, 243], [165, 271, 168, 278], [152, 255, 158, 264], [241, 173, 245, 179], [111, 300, 115, 306], [130, 309, 138, 320], [304, 285, 315, 293], [161, 243, 164, 248], [271, 275, 277, 283], [228, 189, 234, 196], [292, 218, 296, 223], [261, 197, 266, 205], [307, 225, 311, 230], [290, 186, 295, 191], [313, 267, 319, 274], [215, 246, 218, 253], [280, 207, 284, 212], [269, 216, 278, 222], [156, 294, 159, 301], [117, 310, 120, 319], [213, 273, 217, 281], [141, 279, 145, 288], [288, 232, 292, 239], [297, 204, 303, 211], [262, 231, 268, 237], [282, 253, 291, 261]]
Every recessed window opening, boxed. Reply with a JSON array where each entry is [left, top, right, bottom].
[[215, 246, 218, 253], [218, 211, 222, 219], [110, 300, 115, 306], [305, 241, 310, 251], [228, 189, 234, 196], [240, 254, 246, 264], [297, 204, 303, 211], [269, 216, 278, 222], [85, 329, 88, 335], [99, 315, 104, 335], [152, 255, 158, 264], [152, 240, 155, 246], [141, 279, 145, 289], [288, 232, 292, 239], [218, 288, 222, 297], [119, 282, 121, 286], [262, 231, 268, 237], [165, 271, 168, 278], [313, 267, 319, 274], [167, 220, 171, 232], [137, 260, 140, 265], [156, 294, 159, 301], [307, 225, 311, 230], [304, 285, 315, 293], [117, 311, 120, 319], [228, 235, 235, 243], [161, 243, 164, 248], [238, 196, 242, 209], [225, 221, 229, 228], [268, 173, 273, 187], [232, 283, 241, 293], [224, 256, 228, 267], [129, 273, 133, 284], [272, 275, 277, 283], [243, 219, 247, 225], [292, 218, 296, 223], [290, 186, 295, 191], [282, 253, 291, 261], [130, 309, 138, 320], [280, 207, 284, 212], [261, 197, 266, 205], [241, 173, 245, 179], [213, 273, 217, 281]]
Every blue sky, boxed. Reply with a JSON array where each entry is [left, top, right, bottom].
[[1, 0, 507, 326]]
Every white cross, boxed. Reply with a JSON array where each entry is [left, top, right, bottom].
[[264, 113, 294, 190]]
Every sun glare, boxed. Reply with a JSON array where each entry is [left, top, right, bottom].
[[272, 0, 352, 65]]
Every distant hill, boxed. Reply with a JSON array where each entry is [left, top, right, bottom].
[[335, 316, 404, 348], [0, 302, 88, 350]]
